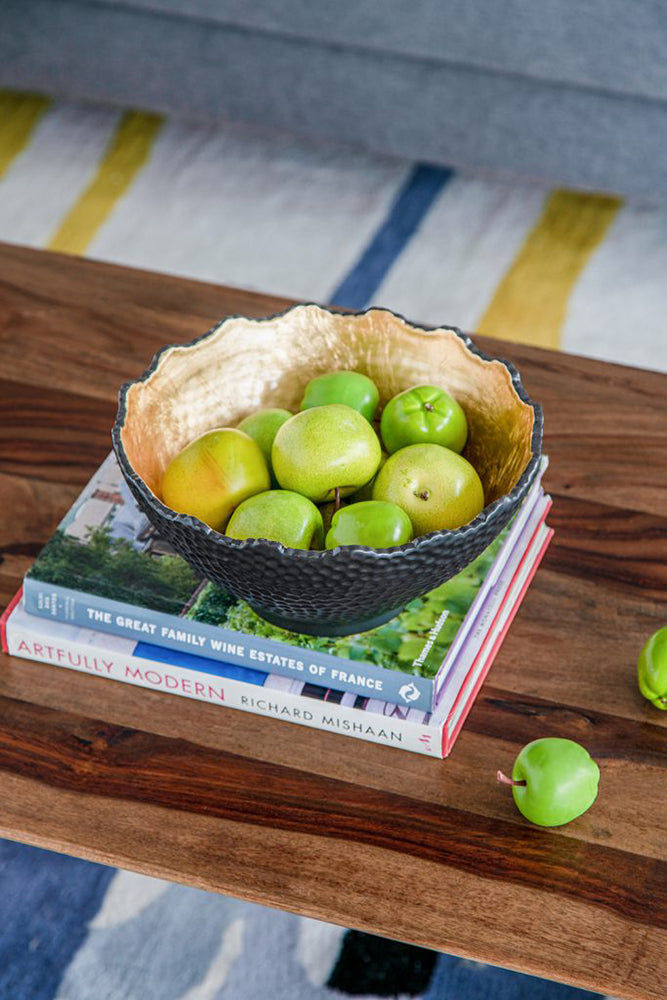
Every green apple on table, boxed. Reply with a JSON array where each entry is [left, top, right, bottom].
[[372, 443, 484, 535], [272, 404, 382, 503], [161, 427, 270, 531], [325, 500, 413, 550], [497, 738, 600, 827], [238, 408, 292, 470], [637, 626, 667, 710], [301, 370, 379, 422], [226, 490, 323, 550], [380, 384, 468, 454]]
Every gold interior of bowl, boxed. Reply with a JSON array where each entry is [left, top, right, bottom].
[[120, 306, 535, 509]]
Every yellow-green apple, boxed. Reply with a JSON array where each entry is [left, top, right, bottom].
[[372, 443, 483, 535], [226, 490, 323, 550], [161, 428, 270, 531], [272, 404, 381, 503]]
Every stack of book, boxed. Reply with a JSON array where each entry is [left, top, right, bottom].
[[2, 454, 553, 757]]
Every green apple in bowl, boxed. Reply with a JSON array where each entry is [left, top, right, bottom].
[[372, 443, 484, 535], [301, 370, 379, 422], [226, 490, 323, 550], [325, 500, 413, 550], [161, 428, 270, 531], [272, 404, 382, 503], [380, 384, 468, 454], [497, 738, 600, 827], [238, 408, 292, 468], [637, 627, 667, 710]]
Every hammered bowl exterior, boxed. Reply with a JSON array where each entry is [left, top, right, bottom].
[[112, 306, 543, 635]]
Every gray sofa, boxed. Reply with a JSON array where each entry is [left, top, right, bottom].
[[2, 0, 666, 199]]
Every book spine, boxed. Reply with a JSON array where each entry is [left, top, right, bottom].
[[442, 523, 554, 755], [434, 496, 551, 708], [22, 577, 433, 710], [4, 615, 445, 758], [433, 483, 546, 697]]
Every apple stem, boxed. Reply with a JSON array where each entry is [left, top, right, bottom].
[[333, 487, 341, 513], [496, 770, 526, 788]]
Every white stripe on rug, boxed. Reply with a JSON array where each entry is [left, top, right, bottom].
[[55, 882, 253, 1000], [87, 118, 410, 301], [295, 917, 347, 987], [178, 918, 245, 1000], [370, 174, 548, 329], [562, 201, 667, 372], [90, 870, 170, 930], [0, 102, 120, 247]]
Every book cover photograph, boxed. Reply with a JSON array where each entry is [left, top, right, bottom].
[[24, 453, 549, 711]]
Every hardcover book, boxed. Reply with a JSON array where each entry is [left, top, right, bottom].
[[23, 453, 548, 712], [5, 517, 553, 757]]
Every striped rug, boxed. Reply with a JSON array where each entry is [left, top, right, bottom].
[[0, 90, 660, 998], [1, 91, 665, 370]]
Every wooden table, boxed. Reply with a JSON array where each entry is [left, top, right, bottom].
[[0, 242, 665, 999]]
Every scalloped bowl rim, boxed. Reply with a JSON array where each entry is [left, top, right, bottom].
[[111, 305, 544, 561]]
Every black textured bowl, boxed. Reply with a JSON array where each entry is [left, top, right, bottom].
[[112, 305, 542, 636]]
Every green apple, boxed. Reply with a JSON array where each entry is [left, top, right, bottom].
[[226, 490, 323, 550], [301, 370, 379, 422], [637, 627, 667, 710], [238, 409, 292, 467], [161, 428, 270, 531], [351, 451, 388, 502], [372, 443, 484, 536], [380, 384, 468, 454], [272, 404, 382, 503], [325, 500, 413, 550], [497, 738, 600, 827]]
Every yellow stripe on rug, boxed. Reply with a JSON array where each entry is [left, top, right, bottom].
[[48, 111, 163, 255], [478, 190, 622, 349], [0, 91, 51, 179]]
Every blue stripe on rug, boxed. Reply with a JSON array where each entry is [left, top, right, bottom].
[[424, 953, 603, 1000], [0, 839, 115, 1000], [328, 164, 452, 310]]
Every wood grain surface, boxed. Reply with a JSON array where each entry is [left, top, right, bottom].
[[0, 243, 665, 999]]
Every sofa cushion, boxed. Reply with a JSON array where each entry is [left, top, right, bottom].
[[3, 0, 667, 199], [85, 0, 667, 101]]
